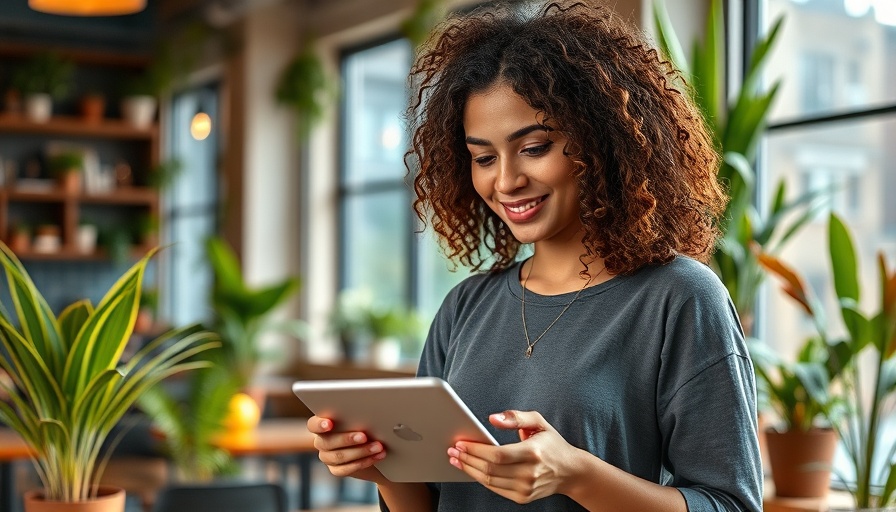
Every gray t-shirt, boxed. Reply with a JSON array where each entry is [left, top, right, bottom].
[[411, 256, 762, 511]]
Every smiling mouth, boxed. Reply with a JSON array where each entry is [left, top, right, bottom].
[[503, 195, 547, 214]]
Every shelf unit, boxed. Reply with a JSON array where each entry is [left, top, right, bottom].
[[0, 114, 160, 261]]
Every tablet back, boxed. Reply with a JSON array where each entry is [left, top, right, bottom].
[[292, 377, 497, 482]]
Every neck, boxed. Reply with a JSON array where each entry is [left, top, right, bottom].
[[522, 250, 605, 296]]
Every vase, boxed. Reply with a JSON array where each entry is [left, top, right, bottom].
[[23, 486, 126, 512], [766, 427, 837, 498]]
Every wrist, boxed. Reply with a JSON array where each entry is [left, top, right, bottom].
[[560, 446, 604, 500]]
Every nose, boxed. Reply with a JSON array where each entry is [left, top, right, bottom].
[[494, 158, 526, 194]]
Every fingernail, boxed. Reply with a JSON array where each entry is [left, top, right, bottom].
[[449, 457, 461, 468], [455, 443, 467, 453], [497, 413, 506, 421], [374, 452, 386, 460], [370, 443, 382, 454], [320, 420, 329, 429], [447, 448, 459, 458], [353, 433, 364, 443]]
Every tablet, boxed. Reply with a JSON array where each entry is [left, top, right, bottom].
[[292, 376, 498, 482]]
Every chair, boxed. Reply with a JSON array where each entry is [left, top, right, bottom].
[[151, 482, 288, 512]]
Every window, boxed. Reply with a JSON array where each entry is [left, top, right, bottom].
[[338, 38, 471, 359], [758, 0, 896, 485], [162, 83, 220, 327]]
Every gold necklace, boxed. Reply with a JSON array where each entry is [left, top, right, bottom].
[[521, 259, 605, 358]]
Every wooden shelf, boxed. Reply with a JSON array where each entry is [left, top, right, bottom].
[[14, 244, 156, 262], [0, 114, 158, 140], [81, 188, 158, 205], [0, 47, 160, 263], [0, 42, 151, 68], [2, 188, 157, 205]]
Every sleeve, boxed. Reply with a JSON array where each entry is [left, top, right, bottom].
[[415, 281, 460, 380], [658, 278, 764, 512]]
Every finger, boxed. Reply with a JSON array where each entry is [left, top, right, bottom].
[[325, 450, 387, 478], [489, 410, 550, 440], [319, 439, 385, 467], [448, 451, 526, 494], [314, 431, 370, 451], [452, 440, 531, 466], [307, 416, 334, 434]]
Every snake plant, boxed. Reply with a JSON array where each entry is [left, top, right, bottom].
[[0, 244, 219, 502]]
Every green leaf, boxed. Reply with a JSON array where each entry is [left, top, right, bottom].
[[206, 237, 245, 294], [829, 213, 860, 303], [651, 0, 690, 77], [57, 300, 93, 353]]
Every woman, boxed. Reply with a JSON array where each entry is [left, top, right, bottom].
[[309, 1, 763, 510]]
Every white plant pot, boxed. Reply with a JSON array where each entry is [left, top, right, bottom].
[[120, 95, 158, 128], [370, 338, 402, 369], [24, 93, 52, 123], [77, 224, 98, 254]]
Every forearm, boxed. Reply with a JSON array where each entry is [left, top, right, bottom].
[[377, 481, 433, 512], [562, 447, 687, 512]]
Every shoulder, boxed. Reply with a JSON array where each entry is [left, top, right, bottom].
[[632, 255, 730, 303], [444, 264, 516, 306]]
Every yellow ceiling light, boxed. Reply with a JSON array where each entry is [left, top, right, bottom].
[[29, 0, 146, 16]]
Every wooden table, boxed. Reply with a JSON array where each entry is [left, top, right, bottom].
[[0, 428, 33, 512], [213, 418, 318, 510]]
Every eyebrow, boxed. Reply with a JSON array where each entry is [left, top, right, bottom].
[[465, 124, 553, 146]]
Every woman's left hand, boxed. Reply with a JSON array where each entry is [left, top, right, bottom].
[[447, 410, 582, 504]]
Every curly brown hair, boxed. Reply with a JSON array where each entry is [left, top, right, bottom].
[[407, 0, 726, 275]]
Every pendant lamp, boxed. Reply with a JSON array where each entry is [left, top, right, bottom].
[[29, 0, 146, 16], [190, 110, 212, 141]]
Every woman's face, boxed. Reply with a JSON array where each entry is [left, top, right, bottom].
[[464, 83, 582, 246]]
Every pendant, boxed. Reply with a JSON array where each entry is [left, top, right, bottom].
[[525, 345, 533, 358]]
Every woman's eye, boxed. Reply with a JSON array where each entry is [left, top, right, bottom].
[[522, 142, 553, 156], [473, 155, 496, 166]]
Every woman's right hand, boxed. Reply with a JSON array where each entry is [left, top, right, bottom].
[[307, 415, 388, 483]]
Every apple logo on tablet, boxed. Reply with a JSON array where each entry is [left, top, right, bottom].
[[393, 424, 423, 441]]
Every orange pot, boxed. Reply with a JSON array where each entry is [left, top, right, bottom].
[[23, 486, 126, 512], [766, 427, 837, 498]]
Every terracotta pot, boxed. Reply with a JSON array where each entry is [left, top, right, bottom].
[[80, 95, 106, 123], [23, 486, 126, 512], [766, 427, 837, 498], [59, 171, 82, 194]]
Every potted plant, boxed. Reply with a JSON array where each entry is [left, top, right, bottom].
[[138, 356, 241, 483], [748, 332, 842, 498], [366, 306, 421, 369], [761, 213, 896, 508], [12, 52, 74, 123], [79, 91, 106, 124], [121, 51, 174, 129], [47, 150, 84, 194], [328, 288, 421, 368], [205, 237, 305, 406], [0, 243, 219, 511], [275, 39, 337, 138]]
